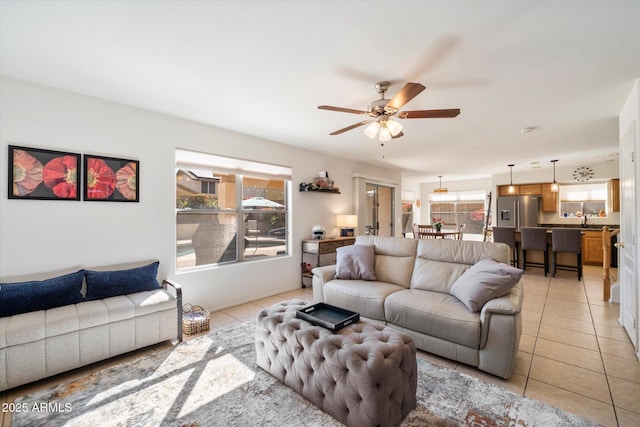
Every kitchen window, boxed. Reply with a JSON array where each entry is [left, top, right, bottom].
[[175, 149, 291, 271], [558, 182, 608, 218]]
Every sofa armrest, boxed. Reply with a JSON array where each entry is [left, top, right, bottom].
[[478, 281, 523, 348], [311, 265, 336, 302], [480, 282, 524, 318], [477, 282, 524, 379], [163, 279, 183, 342]]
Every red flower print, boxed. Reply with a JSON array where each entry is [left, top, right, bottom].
[[116, 162, 137, 200], [43, 156, 78, 198], [12, 149, 43, 196], [86, 158, 116, 199]]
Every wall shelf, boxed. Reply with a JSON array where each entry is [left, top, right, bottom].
[[299, 188, 341, 194]]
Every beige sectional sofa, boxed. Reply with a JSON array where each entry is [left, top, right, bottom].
[[312, 236, 524, 379], [0, 261, 182, 391]]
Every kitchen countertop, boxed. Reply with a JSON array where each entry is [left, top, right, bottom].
[[539, 224, 619, 230]]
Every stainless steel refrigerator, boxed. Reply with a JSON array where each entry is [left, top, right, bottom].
[[497, 195, 540, 230]]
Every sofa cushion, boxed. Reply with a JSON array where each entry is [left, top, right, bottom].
[[356, 236, 417, 288], [450, 258, 523, 312], [411, 239, 510, 292], [335, 244, 376, 280], [85, 261, 160, 300], [0, 270, 84, 317], [385, 289, 481, 348], [323, 280, 405, 321]]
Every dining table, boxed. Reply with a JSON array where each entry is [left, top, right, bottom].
[[418, 230, 461, 239]]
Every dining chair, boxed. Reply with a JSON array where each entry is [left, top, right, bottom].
[[417, 224, 433, 239], [551, 228, 583, 280], [441, 222, 458, 231], [492, 227, 518, 267], [412, 223, 420, 239], [520, 227, 548, 276]]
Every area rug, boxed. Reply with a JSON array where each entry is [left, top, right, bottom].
[[12, 321, 597, 427]]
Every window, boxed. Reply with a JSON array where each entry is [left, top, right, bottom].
[[429, 191, 487, 238], [175, 149, 291, 270], [559, 182, 608, 218]]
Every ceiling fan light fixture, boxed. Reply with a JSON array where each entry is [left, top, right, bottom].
[[386, 118, 403, 136], [364, 121, 379, 139]]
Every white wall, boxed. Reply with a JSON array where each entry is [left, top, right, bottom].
[[0, 76, 401, 311]]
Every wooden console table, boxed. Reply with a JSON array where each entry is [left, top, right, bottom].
[[301, 237, 355, 287]]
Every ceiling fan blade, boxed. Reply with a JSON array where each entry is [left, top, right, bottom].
[[329, 120, 371, 135], [398, 109, 461, 119], [391, 131, 404, 139], [318, 105, 367, 115], [385, 83, 426, 112]]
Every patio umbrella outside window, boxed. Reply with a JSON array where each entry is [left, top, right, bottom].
[[241, 197, 284, 209]]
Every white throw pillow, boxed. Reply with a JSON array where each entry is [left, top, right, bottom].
[[334, 244, 376, 281], [450, 258, 522, 312]]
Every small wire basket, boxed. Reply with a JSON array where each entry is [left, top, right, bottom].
[[182, 303, 210, 335]]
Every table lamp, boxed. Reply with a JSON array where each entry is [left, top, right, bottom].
[[337, 214, 358, 237]]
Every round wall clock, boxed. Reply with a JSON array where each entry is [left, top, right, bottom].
[[573, 166, 594, 182]]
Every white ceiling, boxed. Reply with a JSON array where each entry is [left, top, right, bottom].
[[1, 1, 639, 182]]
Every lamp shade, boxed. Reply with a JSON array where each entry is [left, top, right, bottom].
[[386, 119, 403, 136], [379, 125, 392, 141], [364, 121, 379, 139], [336, 214, 358, 228]]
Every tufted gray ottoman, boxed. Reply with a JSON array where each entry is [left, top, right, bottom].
[[255, 300, 417, 427]]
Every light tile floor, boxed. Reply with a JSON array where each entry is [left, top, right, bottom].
[[2, 266, 639, 426]]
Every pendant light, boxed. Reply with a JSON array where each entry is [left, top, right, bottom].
[[434, 175, 448, 194], [550, 159, 559, 192], [507, 164, 516, 194]]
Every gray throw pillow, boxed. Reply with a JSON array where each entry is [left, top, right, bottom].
[[450, 258, 523, 312], [334, 244, 376, 280]]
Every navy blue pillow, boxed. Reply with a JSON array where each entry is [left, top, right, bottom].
[[85, 261, 160, 300], [0, 270, 84, 317]]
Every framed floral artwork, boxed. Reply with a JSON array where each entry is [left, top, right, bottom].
[[8, 145, 81, 200], [83, 154, 139, 202]]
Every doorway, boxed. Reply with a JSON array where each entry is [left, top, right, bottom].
[[365, 184, 394, 236]]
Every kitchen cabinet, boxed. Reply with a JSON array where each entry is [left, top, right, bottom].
[[611, 179, 620, 212], [498, 185, 518, 196], [540, 184, 557, 212], [498, 183, 556, 212], [582, 231, 603, 265], [519, 184, 542, 195]]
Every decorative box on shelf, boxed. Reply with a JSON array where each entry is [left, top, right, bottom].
[[299, 171, 340, 193]]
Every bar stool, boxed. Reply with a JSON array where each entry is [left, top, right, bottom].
[[521, 227, 548, 276], [492, 227, 519, 267], [551, 228, 583, 280]]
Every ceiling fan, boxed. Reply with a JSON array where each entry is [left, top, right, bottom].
[[318, 81, 460, 142]]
